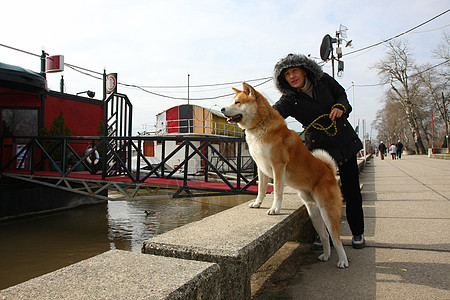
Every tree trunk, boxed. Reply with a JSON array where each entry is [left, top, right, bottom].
[[443, 93, 450, 153], [404, 104, 426, 154]]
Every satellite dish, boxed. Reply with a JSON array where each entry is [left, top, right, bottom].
[[320, 34, 332, 61]]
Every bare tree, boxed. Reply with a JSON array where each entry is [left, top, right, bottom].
[[433, 32, 450, 62], [416, 65, 449, 150], [432, 32, 450, 150], [375, 93, 412, 148], [373, 40, 427, 154]]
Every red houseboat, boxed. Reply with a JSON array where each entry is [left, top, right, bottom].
[[0, 62, 105, 219]]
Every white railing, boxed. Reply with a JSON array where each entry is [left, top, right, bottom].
[[144, 119, 244, 137]]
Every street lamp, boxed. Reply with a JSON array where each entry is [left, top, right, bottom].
[[76, 90, 95, 98]]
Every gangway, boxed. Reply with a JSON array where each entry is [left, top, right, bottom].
[[1, 136, 270, 200]]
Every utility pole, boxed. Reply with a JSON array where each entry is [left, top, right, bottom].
[[352, 81, 355, 128], [103, 70, 106, 101], [432, 110, 436, 154], [188, 74, 190, 133], [60, 75, 64, 92], [443, 92, 449, 153], [40, 50, 47, 79]]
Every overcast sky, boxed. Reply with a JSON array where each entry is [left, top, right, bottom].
[[2, 0, 449, 138]]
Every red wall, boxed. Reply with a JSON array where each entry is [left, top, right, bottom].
[[0, 87, 41, 107], [1, 87, 104, 171], [0, 87, 104, 136], [44, 95, 103, 136], [166, 106, 179, 133]]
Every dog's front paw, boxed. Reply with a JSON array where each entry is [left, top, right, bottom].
[[267, 207, 280, 215], [248, 200, 261, 208], [318, 253, 330, 262], [337, 259, 349, 269]]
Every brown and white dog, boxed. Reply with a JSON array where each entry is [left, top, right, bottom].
[[221, 82, 348, 268]]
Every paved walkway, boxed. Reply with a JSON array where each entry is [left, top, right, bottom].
[[252, 155, 450, 299]]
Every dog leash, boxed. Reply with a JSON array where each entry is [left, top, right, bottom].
[[300, 103, 346, 137]]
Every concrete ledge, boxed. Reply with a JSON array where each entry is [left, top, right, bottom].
[[0, 250, 221, 300], [429, 153, 450, 160], [142, 193, 309, 299], [357, 154, 372, 170]]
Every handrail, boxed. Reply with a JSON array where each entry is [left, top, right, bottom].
[[1, 135, 257, 196], [153, 118, 244, 137]]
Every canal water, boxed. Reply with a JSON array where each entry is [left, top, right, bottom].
[[0, 193, 254, 290]]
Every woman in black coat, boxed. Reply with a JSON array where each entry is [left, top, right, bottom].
[[272, 53, 365, 249]]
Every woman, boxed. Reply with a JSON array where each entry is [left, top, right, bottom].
[[378, 141, 387, 160], [272, 53, 365, 249], [389, 143, 397, 160]]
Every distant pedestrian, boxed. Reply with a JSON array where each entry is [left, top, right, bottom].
[[378, 141, 387, 160], [389, 144, 397, 160], [396, 140, 403, 159]]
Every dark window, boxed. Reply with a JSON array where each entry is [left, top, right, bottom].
[[1, 109, 38, 136], [179, 105, 193, 133]]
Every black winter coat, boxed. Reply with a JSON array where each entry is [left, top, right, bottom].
[[273, 73, 363, 166]]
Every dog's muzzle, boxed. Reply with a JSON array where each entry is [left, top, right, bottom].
[[221, 107, 242, 123], [226, 114, 243, 123]]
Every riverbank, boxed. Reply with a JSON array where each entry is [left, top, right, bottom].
[[0, 194, 253, 290]]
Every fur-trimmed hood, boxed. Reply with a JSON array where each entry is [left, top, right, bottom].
[[273, 53, 323, 96]]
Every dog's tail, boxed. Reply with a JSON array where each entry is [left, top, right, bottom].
[[312, 149, 337, 175]]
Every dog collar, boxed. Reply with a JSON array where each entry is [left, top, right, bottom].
[[247, 115, 269, 131]]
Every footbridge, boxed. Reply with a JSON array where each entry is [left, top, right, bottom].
[[1, 135, 271, 200]]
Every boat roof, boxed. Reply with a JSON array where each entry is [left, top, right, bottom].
[[0, 62, 48, 94]]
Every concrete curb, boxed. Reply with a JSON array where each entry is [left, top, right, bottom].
[[429, 153, 450, 160], [0, 250, 221, 300], [1, 194, 311, 300], [142, 194, 310, 299]]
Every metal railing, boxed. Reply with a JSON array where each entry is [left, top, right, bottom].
[[151, 119, 244, 137], [1, 135, 258, 197]]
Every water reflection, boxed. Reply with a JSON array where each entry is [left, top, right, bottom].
[[0, 194, 253, 289]]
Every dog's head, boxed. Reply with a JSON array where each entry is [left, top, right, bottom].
[[221, 82, 268, 130]]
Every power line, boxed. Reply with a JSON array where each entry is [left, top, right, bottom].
[[0, 43, 40, 58], [2, 8, 449, 100], [121, 78, 273, 101], [0, 42, 273, 100], [66, 63, 103, 76], [355, 83, 384, 88], [65, 64, 103, 79], [140, 77, 272, 89], [343, 8, 450, 57], [0, 43, 105, 78], [410, 58, 450, 77], [347, 58, 450, 90], [408, 23, 450, 34]]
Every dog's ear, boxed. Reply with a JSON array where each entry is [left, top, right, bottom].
[[242, 82, 256, 100], [232, 87, 241, 94]]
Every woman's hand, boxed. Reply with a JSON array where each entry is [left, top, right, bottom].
[[329, 108, 344, 121]]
